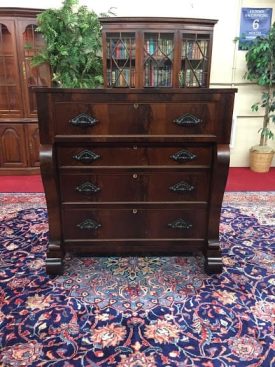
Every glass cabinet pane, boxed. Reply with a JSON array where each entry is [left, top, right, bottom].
[[22, 23, 51, 115], [0, 86, 20, 112], [144, 33, 173, 87], [0, 56, 17, 84], [0, 22, 22, 115], [106, 32, 135, 87], [180, 34, 210, 87], [0, 23, 13, 55]]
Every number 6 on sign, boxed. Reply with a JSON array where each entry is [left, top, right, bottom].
[[253, 19, 259, 30]]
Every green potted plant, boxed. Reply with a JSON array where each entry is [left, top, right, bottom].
[[31, 0, 104, 88], [244, 22, 275, 172]]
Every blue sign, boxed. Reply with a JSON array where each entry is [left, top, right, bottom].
[[239, 8, 273, 50]]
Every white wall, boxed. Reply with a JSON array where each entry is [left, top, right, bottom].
[[2, 0, 275, 166], [0, 0, 242, 18]]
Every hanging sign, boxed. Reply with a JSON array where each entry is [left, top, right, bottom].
[[239, 8, 273, 50]]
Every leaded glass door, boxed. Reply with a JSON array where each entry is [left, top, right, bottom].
[[180, 33, 210, 87], [144, 32, 174, 87], [106, 32, 136, 87]]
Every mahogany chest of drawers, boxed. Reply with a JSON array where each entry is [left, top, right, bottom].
[[36, 88, 236, 275]]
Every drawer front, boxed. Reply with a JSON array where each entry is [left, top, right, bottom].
[[57, 145, 212, 167], [60, 171, 210, 202], [53, 102, 217, 135], [62, 207, 207, 239]]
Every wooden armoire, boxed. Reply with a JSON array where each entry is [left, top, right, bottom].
[[0, 8, 51, 174]]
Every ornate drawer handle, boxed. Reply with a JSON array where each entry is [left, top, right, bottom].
[[168, 218, 192, 230], [170, 150, 197, 162], [77, 218, 101, 230], [69, 113, 98, 127], [73, 150, 101, 163], [75, 181, 101, 194], [173, 113, 202, 126], [169, 181, 195, 193]]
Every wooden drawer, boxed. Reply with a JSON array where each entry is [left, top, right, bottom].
[[62, 206, 208, 240], [60, 170, 210, 202], [57, 144, 212, 167], [53, 101, 217, 135]]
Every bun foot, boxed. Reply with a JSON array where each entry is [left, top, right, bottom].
[[205, 240, 223, 274], [46, 258, 64, 275]]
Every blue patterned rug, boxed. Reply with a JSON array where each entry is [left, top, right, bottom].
[[0, 192, 274, 366]]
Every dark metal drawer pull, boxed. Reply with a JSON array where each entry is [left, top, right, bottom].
[[173, 113, 202, 126], [168, 218, 192, 230], [70, 113, 98, 127], [169, 181, 195, 193], [77, 219, 101, 230], [75, 182, 101, 194], [73, 150, 100, 163], [170, 150, 196, 162]]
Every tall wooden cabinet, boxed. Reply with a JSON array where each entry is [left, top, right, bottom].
[[0, 8, 51, 174], [100, 17, 216, 88]]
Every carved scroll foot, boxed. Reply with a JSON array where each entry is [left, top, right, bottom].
[[46, 241, 64, 275], [204, 240, 223, 274]]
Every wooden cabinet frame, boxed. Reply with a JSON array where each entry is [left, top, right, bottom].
[[0, 8, 51, 174]]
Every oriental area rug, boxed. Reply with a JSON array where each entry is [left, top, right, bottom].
[[0, 192, 274, 367]]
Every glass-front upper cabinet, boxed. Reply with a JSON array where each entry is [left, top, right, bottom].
[[100, 17, 216, 89]]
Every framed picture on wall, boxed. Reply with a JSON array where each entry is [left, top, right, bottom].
[[239, 7, 272, 50]]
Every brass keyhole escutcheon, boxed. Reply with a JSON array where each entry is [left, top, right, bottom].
[[133, 145, 138, 150], [132, 174, 138, 179], [133, 103, 139, 109], [132, 209, 138, 214]]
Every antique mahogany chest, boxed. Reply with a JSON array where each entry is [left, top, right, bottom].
[[36, 88, 236, 275]]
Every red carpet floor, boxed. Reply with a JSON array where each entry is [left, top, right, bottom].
[[0, 168, 274, 192], [0, 174, 44, 192], [225, 167, 275, 191]]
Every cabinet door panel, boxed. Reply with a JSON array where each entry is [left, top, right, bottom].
[[25, 124, 40, 166], [180, 33, 211, 88], [106, 32, 136, 87], [143, 32, 174, 87], [0, 20, 23, 117], [0, 86, 22, 116], [0, 124, 27, 167], [17, 19, 51, 117]]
